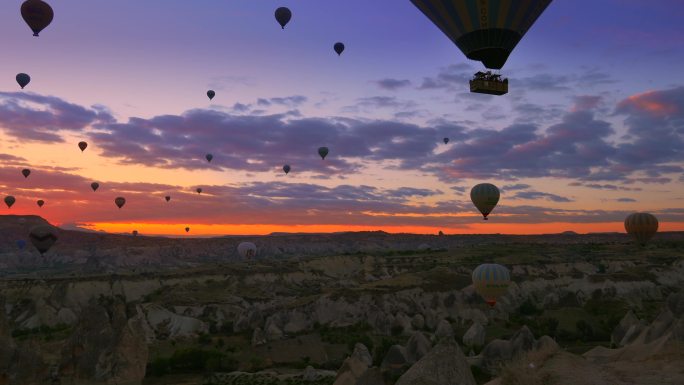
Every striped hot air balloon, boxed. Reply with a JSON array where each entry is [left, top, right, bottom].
[[624, 213, 658, 246], [470, 183, 500, 220], [410, 0, 552, 70], [472, 263, 511, 307]]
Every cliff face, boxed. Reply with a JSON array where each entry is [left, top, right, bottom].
[[0, 297, 49, 385], [58, 297, 148, 385]]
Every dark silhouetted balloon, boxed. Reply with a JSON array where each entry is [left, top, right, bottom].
[[22, 169, 31, 178], [283, 164, 291, 174], [410, 0, 551, 70], [275, 7, 292, 29], [334, 42, 345, 56], [165, 195, 171, 202], [17, 239, 27, 250], [29, 225, 58, 255], [318, 147, 329, 160], [78, 141, 88, 152], [16, 73, 31, 89], [196, 188, 203, 194], [91, 182, 99, 191], [4, 196, 15, 208], [238, 242, 257, 259], [21, 0, 54, 37], [443, 137, 449, 144], [206, 153, 213, 163], [207, 90, 215, 100], [470, 183, 500, 220], [114, 197, 126, 209], [625, 212, 659, 246], [185, 227, 190, 233], [36, 199, 44, 208]]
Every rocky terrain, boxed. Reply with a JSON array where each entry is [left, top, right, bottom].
[[0, 215, 682, 384]]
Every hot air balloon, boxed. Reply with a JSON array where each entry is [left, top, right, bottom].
[[207, 90, 215, 100], [16, 73, 31, 89], [275, 7, 292, 29], [91, 182, 99, 191], [334, 42, 345, 56], [470, 183, 499, 220], [472, 263, 511, 307], [443, 137, 449, 144], [114, 197, 126, 209], [5, 196, 16, 208], [318, 147, 329, 160], [78, 141, 88, 152], [132, 230, 138, 236], [185, 227, 190, 233], [36, 200, 44, 208], [205, 154, 213, 163], [283, 164, 291, 174], [165, 195, 171, 202], [22, 169, 31, 178], [625, 213, 659, 246], [29, 225, 58, 255], [21, 0, 54, 36], [410, 0, 552, 95], [196, 188, 203, 194], [17, 240, 27, 250], [238, 242, 257, 259]]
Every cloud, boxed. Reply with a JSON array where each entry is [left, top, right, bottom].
[[257, 95, 308, 108], [375, 79, 412, 91], [0, 92, 106, 142], [511, 191, 573, 203], [419, 64, 472, 91], [4, 164, 681, 227], [616, 198, 637, 202], [502, 184, 531, 191], [2, 86, 682, 186]]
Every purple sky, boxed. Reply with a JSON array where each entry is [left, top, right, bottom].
[[0, 0, 682, 235]]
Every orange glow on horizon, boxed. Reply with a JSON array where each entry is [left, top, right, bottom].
[[82, 221, 684, 237]]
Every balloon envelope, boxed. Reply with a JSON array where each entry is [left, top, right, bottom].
[[283, 164, 291, 174], [36, 200, 44, 208], [318, 147, 329, 160], [443, 137, 449, 144], [78, 141, 88, 151], [410, 0, 552, 69], [470, 183, 500, 220], [16, 73, 31, 89], [91, 182, 99, 191], [238, 242, 257, 259], [21, 0, 54, 36], [29, 225, 58, 255], [207, 90, 215, 100], [22, 169, 31, 178], [275, 7, 292, 29], [185, 227, 190, 233], [472, 263, 511, 306], [114, 197, 126, 209], [196, 188, 202, 194], [205, 154, 213, 162], [334, 42, 345, 56], [625, 213, 658, 245], [165, 196, 171, 202], [4, 196, 16, 208]]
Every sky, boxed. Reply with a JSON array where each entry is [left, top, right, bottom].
[[0, 0, 683, 236]]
